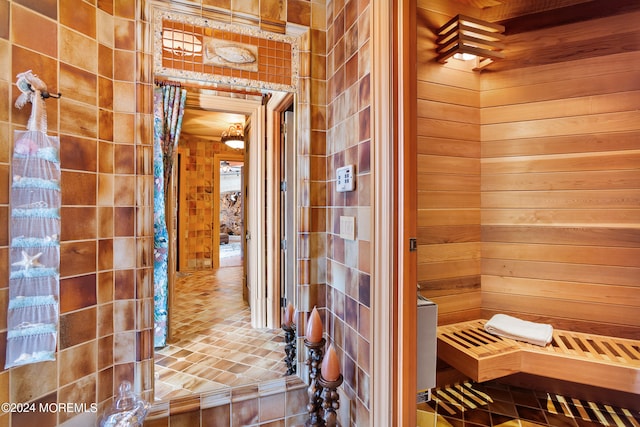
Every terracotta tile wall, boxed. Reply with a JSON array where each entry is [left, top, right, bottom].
[[0, 1, 154, 426], [0, 0, 344, 425], [180, 137, 217, 270], [161, 20, 293, 87], [178, 136, 242, 270], [324, 0, 372, 424], [151, 0, 327, 426]]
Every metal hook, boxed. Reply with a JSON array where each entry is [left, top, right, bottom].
[[41, 91, 62, 99], [26, 83, 62, 100]]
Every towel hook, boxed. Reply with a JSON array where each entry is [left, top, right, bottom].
[[26, 83, 62, 100]]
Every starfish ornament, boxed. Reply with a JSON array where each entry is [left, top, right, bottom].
[[12, 250, 44, 270]]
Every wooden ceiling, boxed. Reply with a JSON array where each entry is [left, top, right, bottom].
[[482, 0, 640, 35], [180, 90, 257, 143], [468, 0, 640, 34], [444, 0, 640, 71]]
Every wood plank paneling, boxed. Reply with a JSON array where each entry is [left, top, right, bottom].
[[418, 225, 481, 244], [481, 293, 640, 328], [482, 210, 639, 226], [482, 225, 640, 247], [482, 189, 640, 209], [429, 291, 482, 316], [482, 152, 640, 174], [482, 71, 640, 107], [482, 259, 639, 287], [418, 117, 479, 141], [417, 81, 480, 107], [481, 51, 640, 91], [482, 170, 640, 191], [418, 136, 480, 157], [419, 259, 481, 282], [419, 192, 480, 208], [482, 276, 640, 306], [481, 131, 640, 158], [478, 10, 640, 336], [492, 9, 640, 70], [483, 111, 640, 140], [419, 173, 480, 191], [482, 91, 640, 124], [419, 209, 480, 226], [418, 243, 481, 263], [482, 242, 640, 267], [419, 155, 480, 174], [418, 99, 480, 124], [419, 276, 480, 297], [417, 2, 640, 338], [416, 5, 482, 322]]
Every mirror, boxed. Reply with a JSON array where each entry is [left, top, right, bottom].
[[150, 6, 308, 403]]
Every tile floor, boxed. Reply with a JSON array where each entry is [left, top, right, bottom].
[[418, 381, 640, 427], [153, 266, 287, 401]]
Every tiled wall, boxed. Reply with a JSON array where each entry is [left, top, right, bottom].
[[162, 19, 293, 87], [324, 0, 372, 424], [0, 0, 376, 425], [144, 379, 309, 427], [180, 136, 216, 270], [0, 0, 154, 426]]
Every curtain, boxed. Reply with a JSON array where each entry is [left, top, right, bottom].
[[153, 85, 187, 348]]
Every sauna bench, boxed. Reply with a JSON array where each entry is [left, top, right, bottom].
[[437, 319, 640, 394]]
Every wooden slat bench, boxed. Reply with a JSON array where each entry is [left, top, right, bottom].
[[437, 319, 640, 394]]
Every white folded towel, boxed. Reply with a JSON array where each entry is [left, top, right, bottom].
[[484, 314, 553, 347]]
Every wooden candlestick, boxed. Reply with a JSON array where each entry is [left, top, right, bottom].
[[318, 373, 344, 427], [282, 323, 296, 376], [304, 337, 326, 427]]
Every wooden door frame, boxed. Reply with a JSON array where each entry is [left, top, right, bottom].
[[172, 94, 268, 328], [371, 0, 417, 425], [265, 92, 295, 329]]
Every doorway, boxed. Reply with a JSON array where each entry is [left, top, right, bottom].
[[155, 87, 296, 399], [217, 158, 244, 268]]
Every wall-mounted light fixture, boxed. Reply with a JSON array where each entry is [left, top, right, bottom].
[[436, 15, 505, 71], [221, 123, 245, 149]]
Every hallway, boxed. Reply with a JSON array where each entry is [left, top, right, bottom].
[[154, 267, 287, 401]]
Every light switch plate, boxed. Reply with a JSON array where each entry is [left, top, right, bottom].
[[336, 164, 355, 192], [340, 216, 355, 240]]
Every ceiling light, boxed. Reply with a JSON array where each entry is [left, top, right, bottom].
[[436, 15, 505, 71], [453, 52, 477, 61], [221, 123, 245, 149]]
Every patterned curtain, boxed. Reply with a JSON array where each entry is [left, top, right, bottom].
[[153, 85, 187, 348]]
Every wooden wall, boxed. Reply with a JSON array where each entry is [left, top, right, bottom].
[[416, 2, 483, 324], [480, 12, 640, 339], [417, 2, 640, 339]]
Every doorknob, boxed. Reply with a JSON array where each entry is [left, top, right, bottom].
[[246, 231, 251, 240]]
